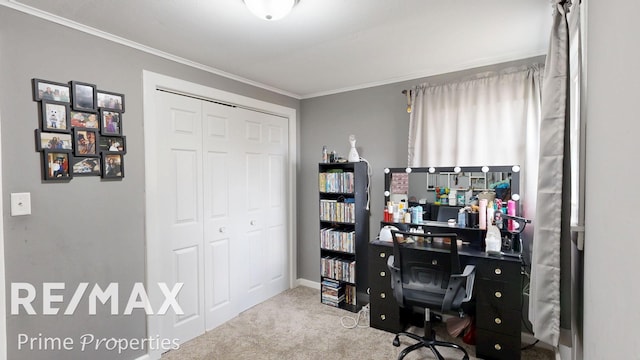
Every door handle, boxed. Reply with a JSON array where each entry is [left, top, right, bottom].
[[250, 220, 256, 226], [219, 226, 227, 233]]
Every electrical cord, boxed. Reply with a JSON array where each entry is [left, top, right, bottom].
[[520, 258, 539, 351], [521, 339, 540, 351], [358, 157, 372, 211], [340, 303, 370, 329]]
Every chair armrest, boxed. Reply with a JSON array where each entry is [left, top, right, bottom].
[[386, 255, 404, 304], [443, 265, 476, 311], [387, 255, 399, 271], [450, 265, 475, 302]]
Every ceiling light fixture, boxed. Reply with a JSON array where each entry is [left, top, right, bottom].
[[244, 0, 299, 21]]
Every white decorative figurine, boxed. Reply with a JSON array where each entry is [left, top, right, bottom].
[[348, 135, 360, 162]]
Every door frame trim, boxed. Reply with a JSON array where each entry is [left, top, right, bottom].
[[142, 70, 297, 359], [0, 109, 7, 360]]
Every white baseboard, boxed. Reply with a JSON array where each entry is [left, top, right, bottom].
[[296, 278, 320, 289]]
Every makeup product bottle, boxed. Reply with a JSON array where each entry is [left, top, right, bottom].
[[457, 208, 467, 228], [485, 223, 502, 254], [479, 199, 487, 230], [449, 189, 457, 206], [486, 201, 494, 230], [507, 200, 516, 231]]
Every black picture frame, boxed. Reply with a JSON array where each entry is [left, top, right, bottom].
[[34, 129, 73, 151], [40, 100, 71, 133], [102, 153, 124, 179], [96, 90, 125, 112], [70, 110, 99, 129], [73, 128, 99, 157], [32, 78, 71, 103], [71, 156, 101, 177], [100, 109, 122, 136], [70, 81, 97, 112], [42, 149, 72, 181], [99, 135, 126, 154]]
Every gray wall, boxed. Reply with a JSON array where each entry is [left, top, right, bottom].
[[583, 1, 639, 358], [0, 7, 299, 360], [297, 56, 545, 283]]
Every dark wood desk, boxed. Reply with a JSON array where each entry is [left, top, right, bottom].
[[369, 239, 524, 360]]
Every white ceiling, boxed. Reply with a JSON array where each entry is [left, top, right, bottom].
[[4, 0, 552, 99]]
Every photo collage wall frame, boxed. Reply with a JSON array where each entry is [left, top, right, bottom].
[[32, 78, 126, 181]]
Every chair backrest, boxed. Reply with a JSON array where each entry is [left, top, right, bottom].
[[387, 230, 474, 314], [436, 206, 460, 222]]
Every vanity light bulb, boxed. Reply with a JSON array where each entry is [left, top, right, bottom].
[[428, 167, 435, 173], [512, 194, 520, 201], [454, 166, 461, 173], [384, 191, 390, 197], [482, 166, 490, 173], [512, 165, 521, 173], [384, 168, 390, 174], [405, 167, 412, 173]]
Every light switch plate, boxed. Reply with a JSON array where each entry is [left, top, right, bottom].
[[11, 192, 31, 216]]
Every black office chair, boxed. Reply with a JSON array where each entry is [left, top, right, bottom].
[[387, 230, 475, 360], [436, 206, 460, 222]]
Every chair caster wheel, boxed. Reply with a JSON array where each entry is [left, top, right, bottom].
[[392, 336, 400, 347]]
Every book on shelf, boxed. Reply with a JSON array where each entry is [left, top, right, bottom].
[[320, 227, 355, 253], [318, 170, 355, 193], [321, 278, 345, 307], [321, 257, 356, 283]]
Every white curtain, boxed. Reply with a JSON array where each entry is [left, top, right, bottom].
[[408, 64, 543, 230], [408, 65, 543, 168]]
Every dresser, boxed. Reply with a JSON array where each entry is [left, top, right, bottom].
[[369, 240, 524, 360]]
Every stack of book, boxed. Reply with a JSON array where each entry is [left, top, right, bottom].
[[321, 278, 345, 307], [320, 257, 356, 283]]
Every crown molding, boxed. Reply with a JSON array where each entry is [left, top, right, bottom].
[[1, 0, 302, 100], [300, 49, 547, 99]]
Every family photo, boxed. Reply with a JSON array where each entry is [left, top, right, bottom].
[[103, 153, 123, 178], [41, 101, 69, 132], [74, 129, 97, 156], [33, 79, 70, 103], [36, 131, 72, 150], [44, 151, 71, 180]]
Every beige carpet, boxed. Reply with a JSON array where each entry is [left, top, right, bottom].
[[161, 286, 554, 360]]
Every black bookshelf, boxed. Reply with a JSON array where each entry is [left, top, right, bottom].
[[318, 162, 369, 312]]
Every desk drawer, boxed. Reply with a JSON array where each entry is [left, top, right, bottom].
[[476, 279, 521, 310], [369, 286, 403, 333], [477, 259, 521, 283], [476, 328, 521, 360], [476, 304, 521, 336], [370, 302, 404, 333], [369, 245, 393, 293], [370, 245, 392, 264]]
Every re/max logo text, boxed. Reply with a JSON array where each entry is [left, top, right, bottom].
[[11, 283, 184, 315]]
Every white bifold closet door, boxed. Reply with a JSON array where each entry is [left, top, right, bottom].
[[154, 90, 289, 345]]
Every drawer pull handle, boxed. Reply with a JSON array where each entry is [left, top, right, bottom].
[[380, 314, 386, 320], [494, 291, 502, 298], [380, 271, 386, 277], [494, 317, 502, 325], [380, 252, 386, 258], [431, 260, 438, 265], [494, 268, 502, 275], [494, 344, 502, 351], [380, 293, 386, 299]]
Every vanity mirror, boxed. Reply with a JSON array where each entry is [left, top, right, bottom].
[[383, 165, 521, 222]]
